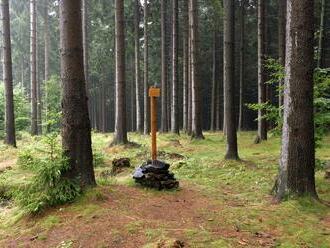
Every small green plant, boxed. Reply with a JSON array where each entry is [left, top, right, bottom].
[[14, 134, 81, 214], [93, 150, 105, 167], [17, 133, 60, 171], [14, 155, 81, 214], [17, 149, 40, 171]]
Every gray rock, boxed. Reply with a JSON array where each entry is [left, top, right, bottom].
[[132, 160, 179, 190]]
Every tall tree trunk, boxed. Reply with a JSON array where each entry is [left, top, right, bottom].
[[37, 46, 42, 135], [223, 0, 239, 159], [238, 0, 246, 131], [171, 0, 179, 134], [189, 0, 204, 139], [166, 3, 172, 132], [131, 58, 136, 131], [101, 81, 106, 132], [44, 0, 50, 132], [143, 1, 150, 135], [256, 0, 267, 143], [59, 0, 96, 186], [82, 0, 89, 91], [30, 0, 38, 135], [134, 0, 143, 133], [216, 31, 223, 131], [317, 0, 325, 68], [182, 0, 189, 133], [215, 63, 221, 130], [187, 17, 192, 135], [275, 0, 317, 200], [160, 0, 168, 132], [44, 0, 50, 82], [278, 0, 286, 113], [1, 0, 16, 147], [112, 0, 128, 144], [82, 0, 91, 122], [210, 28, 218, 131]]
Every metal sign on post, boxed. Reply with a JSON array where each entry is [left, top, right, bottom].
[[149, 86, 160, 161]]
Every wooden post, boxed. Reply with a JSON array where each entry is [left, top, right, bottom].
[[149, 87, 161, 161]]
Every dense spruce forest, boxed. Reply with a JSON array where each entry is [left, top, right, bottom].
[[0, 0, 329, 247]]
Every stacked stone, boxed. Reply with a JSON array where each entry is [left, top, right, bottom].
[[133, 160, 179, 190]]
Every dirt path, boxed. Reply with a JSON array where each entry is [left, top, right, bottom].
[[1, 182, 276, 248]]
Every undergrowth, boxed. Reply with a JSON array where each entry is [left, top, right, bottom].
[[7, 134, 81, 215]]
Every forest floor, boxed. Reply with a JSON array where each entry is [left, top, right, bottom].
[[0, 132, 329, 248]]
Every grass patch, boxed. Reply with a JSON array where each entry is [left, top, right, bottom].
[[0, 131, 329, 247]]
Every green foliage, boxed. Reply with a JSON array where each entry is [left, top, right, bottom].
[[17, 149, 40, 171], [14, 158, 80, 214], [93, 150, 105, 167], [0, 83, 30, 138], [13, 86, 30, 131], [0, 181, 11, 201], [314, 68, 330, 146], [247, 102, 283, 135], [43, 75, 62, 133], [14, 159, 80, 214], [248, 59, 330, 144], [13, 135, 81, 214], [265, 58, 285, 86]]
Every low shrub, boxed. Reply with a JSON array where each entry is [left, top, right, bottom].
[[17, 149, 40, 171], [93, 150, 105, 167], [14, 155, 81, 214], [14, 134, 81, 214]]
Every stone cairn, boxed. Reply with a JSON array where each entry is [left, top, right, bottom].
[[133, 160, 179, 190]]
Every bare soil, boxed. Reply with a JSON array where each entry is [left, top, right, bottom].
[[1, 181, 277, 248]]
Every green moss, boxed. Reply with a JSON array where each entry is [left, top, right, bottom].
[[125, 221, 143, 234], [144, 228, 167, 241], [40, 215, 60, 229]]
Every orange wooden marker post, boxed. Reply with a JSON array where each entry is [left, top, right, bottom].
[[149, 87, 161, 161]]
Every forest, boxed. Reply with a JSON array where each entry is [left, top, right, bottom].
[[0, 0, 330, 247]]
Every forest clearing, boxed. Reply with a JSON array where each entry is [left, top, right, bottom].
[[1, 0, 330, 247], [0, 132, 329, 247]]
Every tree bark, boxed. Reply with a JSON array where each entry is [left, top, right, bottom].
[[37, 45, 42, 135], [30, 0, 38, 135], [187, 12, 192, 135], [44, 0, 50, 132], [210, 27, 219, 132], [278, 0, 286, 113], [223, 0, 239, 159], [171, 0, 179, 134], [44, 0, 50, 81], [59, 0, 96, 186], [82, 0, 89, 90], [189, 0, 204, 139], [134, 0, 143, 133], [275, 0, 317, 200], [166, 3, 172, 131], [160, 0, 168, 132], [1, 0, 16, 147], [131, 57, 136, 131], [317, 0, 325, 68], [182, 0, 189, 133], [143, 1, 150, 135], [112, 0, 128, 144], [238, 0, 246, 131], [256, 0, 267, 143]]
